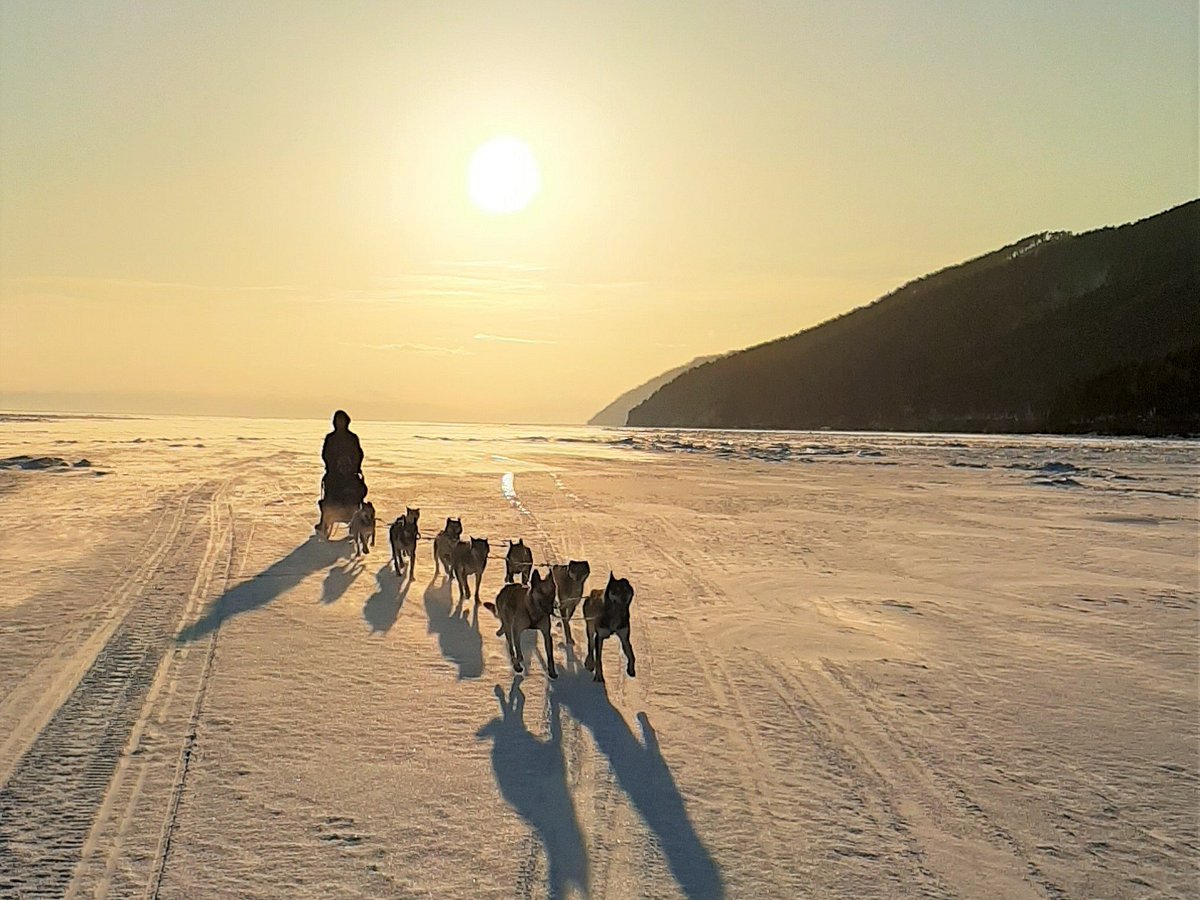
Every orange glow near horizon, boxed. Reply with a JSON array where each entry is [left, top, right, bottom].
[[0, 3, 1195, 423]]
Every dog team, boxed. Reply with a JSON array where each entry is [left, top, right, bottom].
[[334, 501, 635, 685]]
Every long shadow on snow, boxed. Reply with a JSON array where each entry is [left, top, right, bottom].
[[363, 563, 410, 633], [320, 553, 364, 605], [554, 672, 725, 900], [177, 535, 345, 642], [478, 676, 589, 899], [424, 579, 483, 678]]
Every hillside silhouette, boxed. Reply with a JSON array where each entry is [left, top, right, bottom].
[[589, 355, 720, 426], [626, 201, 1199, 436]]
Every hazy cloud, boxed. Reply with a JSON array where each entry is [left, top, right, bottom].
[[472, 333, 557, 345], [357, 342, 472, 356]]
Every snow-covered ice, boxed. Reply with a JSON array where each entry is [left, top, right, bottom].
[[0, 415, 1196, 898]]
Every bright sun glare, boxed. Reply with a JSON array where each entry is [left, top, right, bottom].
[[468, 136, 541, 214]]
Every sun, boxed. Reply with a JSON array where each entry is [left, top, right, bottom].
[[468, 136, 541, 215]]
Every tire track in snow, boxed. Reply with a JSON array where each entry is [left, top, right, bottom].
[[0, 481, 227, 897], [147, 498, 246, 900], [66, 491, 242, 899], [0, 485, 202, 786]]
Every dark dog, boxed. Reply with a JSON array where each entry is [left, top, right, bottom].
[[433, 517, 463, 577], [452, 536, 490, 601], [388, 512, 419, 576], [484, 569, 558, 677], [348, 501, 376, 557], [583, 573, 635, 683], [550, 560, 591, 645], [505, 539, 534, 585]]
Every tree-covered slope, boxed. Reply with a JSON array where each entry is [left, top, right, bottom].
[[588, 356, 719, 426], [627, 201, 1199, 436]]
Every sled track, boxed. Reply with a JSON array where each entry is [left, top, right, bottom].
[[0, 481, 227, 898], [500, 470, 631, 900]]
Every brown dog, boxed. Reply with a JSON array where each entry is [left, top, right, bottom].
[[388, 511, 418, 576], [452, 536, 490, 601], [484, 569, 558, 678], [433, 517, 463, 577], [583, 573, 636, 683], [550, 560, 591, 644], [504, 539, 533, 585], [348, 501, 376, 557]]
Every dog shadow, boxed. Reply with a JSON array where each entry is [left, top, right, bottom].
[[177, 535, 343, 642], [423, 580, 483, 679], [554, 675, 725, 900], [363, 563, 410, 634], [320, 553, 364, 605], [477, 677, 589, 900]]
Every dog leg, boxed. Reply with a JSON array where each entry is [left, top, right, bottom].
[[561, 606, 574, 645], [509, 631, 524, 674], [592, 634, 606, 683], [583, 622, 595, 670], [542, 623, 557, 679], [474, 572, 482, 604], [618, 628, 636, 677]]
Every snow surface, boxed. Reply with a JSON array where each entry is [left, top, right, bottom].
[[0, 415, 1196, 898]]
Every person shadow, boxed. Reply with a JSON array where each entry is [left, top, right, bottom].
[[363, 563, 409, 634], [553, 674, 725, 900], [477, 677, 589, 900], [177, 534, 345, 642], [423, 579, 484, 679]]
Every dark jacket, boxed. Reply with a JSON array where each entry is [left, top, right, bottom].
[[322, 428, 363, 479], [322, 429, 366, 505]]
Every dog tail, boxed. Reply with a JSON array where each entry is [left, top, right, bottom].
[[482, 601, 498, 618]]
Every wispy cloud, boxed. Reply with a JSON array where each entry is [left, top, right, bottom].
[[311, 270, 548, 308], [2, 275, 308, 299], [430, 259, 547, 273], [472, 333, 557, 346], [356, 342, 472, 356]]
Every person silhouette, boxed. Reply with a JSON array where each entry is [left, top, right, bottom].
[[319, 409, 367, 509]]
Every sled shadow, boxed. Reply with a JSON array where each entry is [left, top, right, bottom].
[[477, 677, 589, 900], [423, 580, 484, 679], [554, 675, 724, 900], [177, 535, 343, 642], [363, 563, 409, 634]]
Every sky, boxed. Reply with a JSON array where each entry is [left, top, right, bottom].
[[1, 1, 1196, 423]]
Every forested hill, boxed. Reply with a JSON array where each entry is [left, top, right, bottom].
[[588, 355, 719, 426], [626, 201, 1199, 436]]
